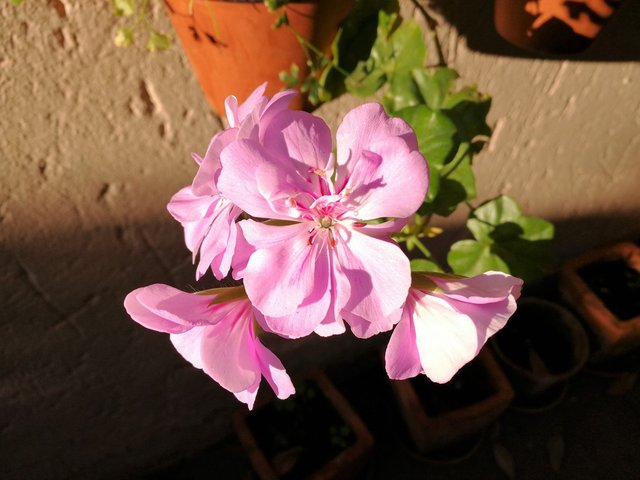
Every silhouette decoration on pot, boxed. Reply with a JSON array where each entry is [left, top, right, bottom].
[[494, 0, 624, 54], [561, 241, 640, 371], [491, 297, 589, 411], [233, 370, 374, 479]]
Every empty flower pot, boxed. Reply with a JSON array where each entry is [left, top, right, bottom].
[[560, 241, 640, 362], [388, 348, 514, 457], [494, 0, 624, 54], [164, 0, 355, 115], [233, 369, 373, 480], [491, 297, 589, 410]]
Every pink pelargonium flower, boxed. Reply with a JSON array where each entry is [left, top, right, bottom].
[[218, 103, 429, 339], [167, 83, 298, 280], [123, 283, 295, 409], [385, 271, 523, 383]]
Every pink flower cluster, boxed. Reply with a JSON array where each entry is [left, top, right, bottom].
[[124, 84, 522, 409]]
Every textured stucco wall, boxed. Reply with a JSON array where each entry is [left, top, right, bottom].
[[1, 0, 638, 478]]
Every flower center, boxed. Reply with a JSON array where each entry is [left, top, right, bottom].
[[319, 215, 333, 229]]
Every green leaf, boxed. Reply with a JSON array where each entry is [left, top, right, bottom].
[[146, 31, 172, 52], [10, 0, 25, 6], [447, 240, 510, 276], [112, 0, 135, 17], [383, 71, 422, 113], [114, 26, 134, 48], [426, 154, 475, 216], [448, 196, 554, 281], [387, 19, 425, 74], [442, 86, 492, 141], [410, 258, 444, 273], [413, 67, 459, 111]]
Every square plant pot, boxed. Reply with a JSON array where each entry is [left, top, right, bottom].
[[387, 347, 514, 455], [233, 369, 374, 480], [561, 241, 640, 359]]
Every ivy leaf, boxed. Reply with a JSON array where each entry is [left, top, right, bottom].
[[447, 195, 554, 281], [410, 258, 444, 273], [112, 0, 135, 17], [387, 19, 425, 75], [448, 240, 509, 275], [383, 70, 421, 112], [114, 26, 134, 48], [442, 86, 492, 142], [413, 67, 459, 111], [396, 104, 458, 202], [426, 153, 475, 216], [146, 31, 172, 52]]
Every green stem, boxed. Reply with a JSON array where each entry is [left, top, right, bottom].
[[412, 236, 432, 259], [441, 142, 471, 179], [287, 22, 350, 77]]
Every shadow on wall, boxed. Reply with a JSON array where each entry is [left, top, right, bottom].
[[428, 0, 640, 61], [1, 211, 639, 479]]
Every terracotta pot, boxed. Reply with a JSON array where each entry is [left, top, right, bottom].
[[494, 0, 624, 54], [233, 369, 373, 480], [164, 0, 355, 115], [560, 242, 640, 360], [388, 348, 514, 456], [491, 297, 589, 411]]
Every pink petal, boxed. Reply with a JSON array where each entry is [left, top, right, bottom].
[[199, 301, 261, 393], [255, 341, 295, 400], [411, 289, 517, 383], [428, 271, 523, 304], [167, 186, 213, 224], [218, 140, 291, 220], [340, 137, 429, 220], [241, 221, 326, 318], [258, 89, 298, 138], [132, 284, 214, 328], [124, 287, 191, 334], [192, 128, 237, 196], [335, 102, 418, 190], [234, 382, 260, 410], [263, 110, 332, 172], [170, 328, 205, 369], [384, 294, 423, 380], [225, 82, 267, 127], [333, 226, 410, 338]]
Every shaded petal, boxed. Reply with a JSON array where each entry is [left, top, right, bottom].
[[384, 295, 423, 379], [241, 221, 322, 317], [333, 226, 410, 338], [428, 271, 523, 304]]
